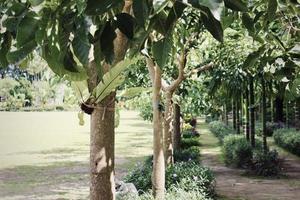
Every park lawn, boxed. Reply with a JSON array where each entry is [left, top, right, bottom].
[[0, 110, 152, 199]]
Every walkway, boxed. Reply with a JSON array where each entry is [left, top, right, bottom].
[[198, 121, 300, 200]]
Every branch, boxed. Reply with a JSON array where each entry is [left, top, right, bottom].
[[167, 49, 187, 92], [186, 62, 214, 77]]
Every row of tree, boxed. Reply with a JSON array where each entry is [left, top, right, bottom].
[[0, 0, 299, 199]]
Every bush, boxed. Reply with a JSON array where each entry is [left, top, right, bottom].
[[256, 122, 284, 137], [273, 128, 300, 156], [181, 137, 201, 149], [251, 149, 281, 176], [124, 157, 152, 193], [222, 135, 253, 168], [121, 188, 212, 200], [166, 161, 215, 197], [174, 146, 201, 163], [209, 121, 234, 142]]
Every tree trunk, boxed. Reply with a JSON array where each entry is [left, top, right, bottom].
[[225, 104, 229, 126], [274, 97, 284, 123], [164, 92, 174, 165], [173, 103, 181, 151], [236, 97, 240, 134], [245, 87, 250, 141], [232, 99, 237, 130], [286, 101, 289, 128], [90, 94, 115, 200], [249, 76, 256, 147], [152, 66, 165, 199], [261, 77, 267, 153]]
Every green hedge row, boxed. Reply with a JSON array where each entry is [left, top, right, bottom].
[[208, 121, 234, 143], [273, 128, 300, 156], [124, 135, 215, 199]]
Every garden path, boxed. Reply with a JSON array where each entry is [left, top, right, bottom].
[[198, 121, 300, 200]]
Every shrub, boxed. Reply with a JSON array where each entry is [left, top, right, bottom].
[[251, 149, 281, 176], [256, 122, 284, 137], [222, 135, 253, 168], [273, 128, 300, 156], [209, 121, 234, 142], [121, 188, 212, 200], [166, 161, 215, 197], [125, 158, 215, 198], [181, 137, 201, 149], [124, 157, 152, 193], [174, 146, 201, 163]]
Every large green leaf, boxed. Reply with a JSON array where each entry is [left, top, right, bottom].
[[0, 33, 12, 68], [243, 45, 266, 68], [242, 13, 255, 33], [267, 0, 278, 21], [6, 40, 37, 63], [179, 0, 224, 21], [28, 0, 44, 6], [43, 44, 87, 81], [153, 0, 170, 15], [114, 13, 135, 39], [100, 21, 117, 64], [16, 12, 39, 48], [200, 7, 224, 42], [119, 87, 152, 98], [72, 17, 91, 66], [85, 0, 123, 16], [224, 0, 248, 12], [132, 0, 149, 28], [165, 1, 186, 31], [92, 57, 139, 103], [152, 36, 173, 68]]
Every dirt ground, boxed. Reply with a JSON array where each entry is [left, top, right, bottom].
[[199, 122, 300, 200]]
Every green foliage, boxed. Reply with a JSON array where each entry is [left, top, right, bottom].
[[273, 128, 300, 156], [181, 137, 201, 149], [251, 149, 281, 177], [222, 135, 253, 168], [208, 121, 234, 142], [121, 187, 211, 200], [124, 158, 152, 194], [92, 57, 139, 103], [174, 146, 201, 163], [166, 161, 215, 198]]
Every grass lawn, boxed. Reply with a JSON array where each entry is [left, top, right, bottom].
[[0, 110, 153, 199]]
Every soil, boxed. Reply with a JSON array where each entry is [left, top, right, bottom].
[[200, 123, 300, 200]]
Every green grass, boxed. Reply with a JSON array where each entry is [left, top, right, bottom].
[[0, 110, 153, 199]]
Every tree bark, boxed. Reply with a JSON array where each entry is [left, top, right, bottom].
[[286, 101, 289, 128], [225, 104, 229, 126], [245, 86, 250, 141], [173, 103, 181, 151], [146, 57, 165, 199], [232, 99, 237, 130], [88, 2, 132, 199], [249, 76, 256, 147], [90, 94, 116, 200], [164, 92, 174, 165], [152, 66, 165, 199], [261, 77, 267, 153], [274, 97, 284, 123], [236, 97, 240, 134]]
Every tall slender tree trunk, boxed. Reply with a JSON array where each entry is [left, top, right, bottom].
[[173, 103, 181, 151], [152, 66, 165, 199], [261, 77, 267, 153], [274, 97, 284, 123], [245, 87, 250, 141], [90, 94, 116, 200], [233, 99, 237, 130], [225, 104, 229, 126], [164, 92, 174, 165], [236, 96, 240, 134], [286, 101, 289, 128], [249, 76, 256, 147]]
